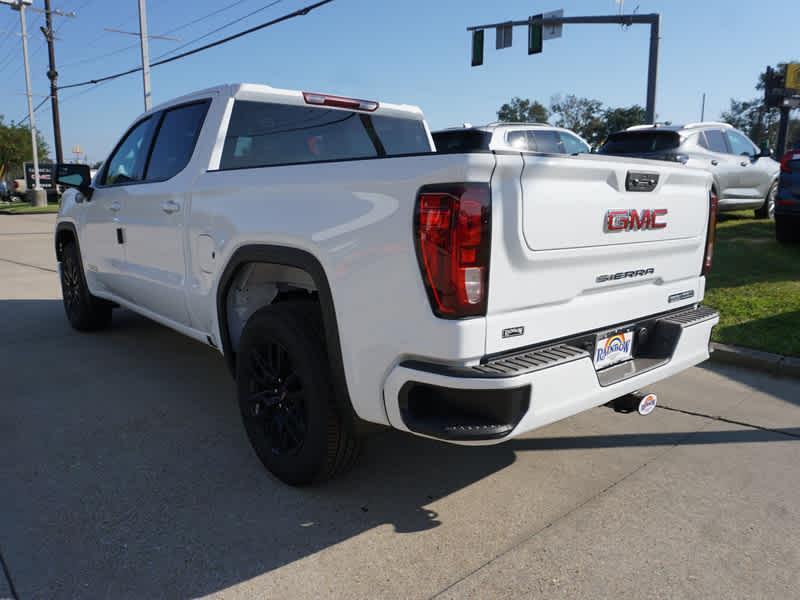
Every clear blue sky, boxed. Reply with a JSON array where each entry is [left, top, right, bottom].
[[0, 0, 797, 162]]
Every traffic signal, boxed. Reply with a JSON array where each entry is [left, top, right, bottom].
[[471, 29, 484, 67], [528, 14, 543, 55]]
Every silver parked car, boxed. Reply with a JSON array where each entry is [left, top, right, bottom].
[[598, 122, 780, 218], [433, 122, 591, 155]]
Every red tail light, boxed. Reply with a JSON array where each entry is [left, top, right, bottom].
[[415, 183, 491, 318], [780, 151, 795, 174], [702, 190, 718, 275]]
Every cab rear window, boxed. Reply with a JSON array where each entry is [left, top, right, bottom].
[[600, 131, 681, 154], [433, 129, 492, 153], [220, 100, 431, 169]]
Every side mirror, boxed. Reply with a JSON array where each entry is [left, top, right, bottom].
[[56, 164, 93, 199], [758, 146, 773, 159]]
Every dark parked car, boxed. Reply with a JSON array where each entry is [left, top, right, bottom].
[[775, 149, 800, 243]]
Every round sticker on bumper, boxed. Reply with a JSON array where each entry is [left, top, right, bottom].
[[638, 393, 658, 416]]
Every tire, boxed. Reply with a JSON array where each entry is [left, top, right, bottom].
[[775, 215, 799, 243], [59, 240, 113, 331], [755, 182, 776, 219], [236, 301, 361, 485]]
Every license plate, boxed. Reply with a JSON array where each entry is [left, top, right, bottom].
[[593, 330, 634, 370]]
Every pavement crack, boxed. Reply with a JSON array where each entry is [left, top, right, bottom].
[[0, 545, 18, 600], [0, 257, 57, 274], [430, 424, 707, 599], [658, 404, 800, 439]]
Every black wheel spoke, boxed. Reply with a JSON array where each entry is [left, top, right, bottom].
[[250, 350, 274, 386], [249, 390, 281, 412], [244, 340, 307, 456]]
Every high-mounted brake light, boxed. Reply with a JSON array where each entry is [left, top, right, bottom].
[[415, 183, 491, 318], [702, 190, 718, 275], [302, 91, 378, 112]]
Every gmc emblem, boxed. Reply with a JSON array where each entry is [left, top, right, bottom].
[[605, 209, 668, 232]]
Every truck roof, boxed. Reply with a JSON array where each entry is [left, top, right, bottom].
[[144, 83, 425, 121]]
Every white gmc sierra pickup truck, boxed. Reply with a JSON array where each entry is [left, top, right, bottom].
[[55, 83, 719, 485]]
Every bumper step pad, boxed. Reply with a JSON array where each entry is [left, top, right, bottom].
[[470, 343, 589, 378]]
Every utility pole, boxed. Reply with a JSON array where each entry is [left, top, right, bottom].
[[776, 106, 790, 156], [468, 12, 662, 123], [0, 0, 45, 206], [106, 3, 180, 112], [700, 93, 706, 122], [138, 0, 151, 110], [41, 0, 66, 164]]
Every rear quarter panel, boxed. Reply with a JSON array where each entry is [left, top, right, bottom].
[[187, 154, 496, 425]]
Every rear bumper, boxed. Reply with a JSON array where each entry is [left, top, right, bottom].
[[383, 305, 719, 444], [718, 198, 762, 211]]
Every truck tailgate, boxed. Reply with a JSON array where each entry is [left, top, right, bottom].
[[521, 155, 706, 250], [486, 152, 712, 356]]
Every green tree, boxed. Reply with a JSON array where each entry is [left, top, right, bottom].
[[497, 97, 550, 123], [602, 105, 647, 138], [0, 116, 50, 180], [549, 94, 605, 146], [720, 61, 800, 150]]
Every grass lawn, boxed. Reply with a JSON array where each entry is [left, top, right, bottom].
[[704, 211, 800, 357], [0, 200, 59, 214]]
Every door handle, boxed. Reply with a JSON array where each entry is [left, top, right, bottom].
[[710, 160, 719, 166], [161, 200, 180, 214], [106, 200, 121, 212], [740, 161, 749, 167]]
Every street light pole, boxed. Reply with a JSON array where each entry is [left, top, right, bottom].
[[138, 0, 152, 111], [2, 0, 47, 207]]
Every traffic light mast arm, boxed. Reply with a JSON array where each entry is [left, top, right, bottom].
[[467, 13, 660, 31], [467, 13, 660, 124]]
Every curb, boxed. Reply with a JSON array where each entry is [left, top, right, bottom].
[[710, 342, 800, 379]]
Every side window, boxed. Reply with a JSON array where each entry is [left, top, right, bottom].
[[102, 117, 157, 185], [507, 130, 530, 150], [530, 130, 565, 153], [220, 101, 430, 170], [559, 131, 589, 154], [145, 101, 210, 181], [725, 130, 756, 157], [700, 129, 728, 154]]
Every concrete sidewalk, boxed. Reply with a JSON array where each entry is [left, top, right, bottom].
[[2, 215, 799, 599]]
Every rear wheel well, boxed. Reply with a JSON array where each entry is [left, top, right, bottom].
[[224, 261, 319, 355], [216, 245, 379, 435]]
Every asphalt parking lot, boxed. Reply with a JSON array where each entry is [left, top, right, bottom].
[[1, 214, 799, 599]]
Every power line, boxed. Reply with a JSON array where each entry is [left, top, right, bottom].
[[153, 0, 283, 61], [59, 0, 257, 70], [15, 95, 51, 125], [58, 0, 333, 91]]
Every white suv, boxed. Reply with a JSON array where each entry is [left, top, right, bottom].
[[433, 122, 590, 155]]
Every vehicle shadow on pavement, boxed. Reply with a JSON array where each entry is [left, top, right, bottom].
[[2, 301, 796, 597], [510, 427, 799, 452], [0, 301, 519, 597]]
